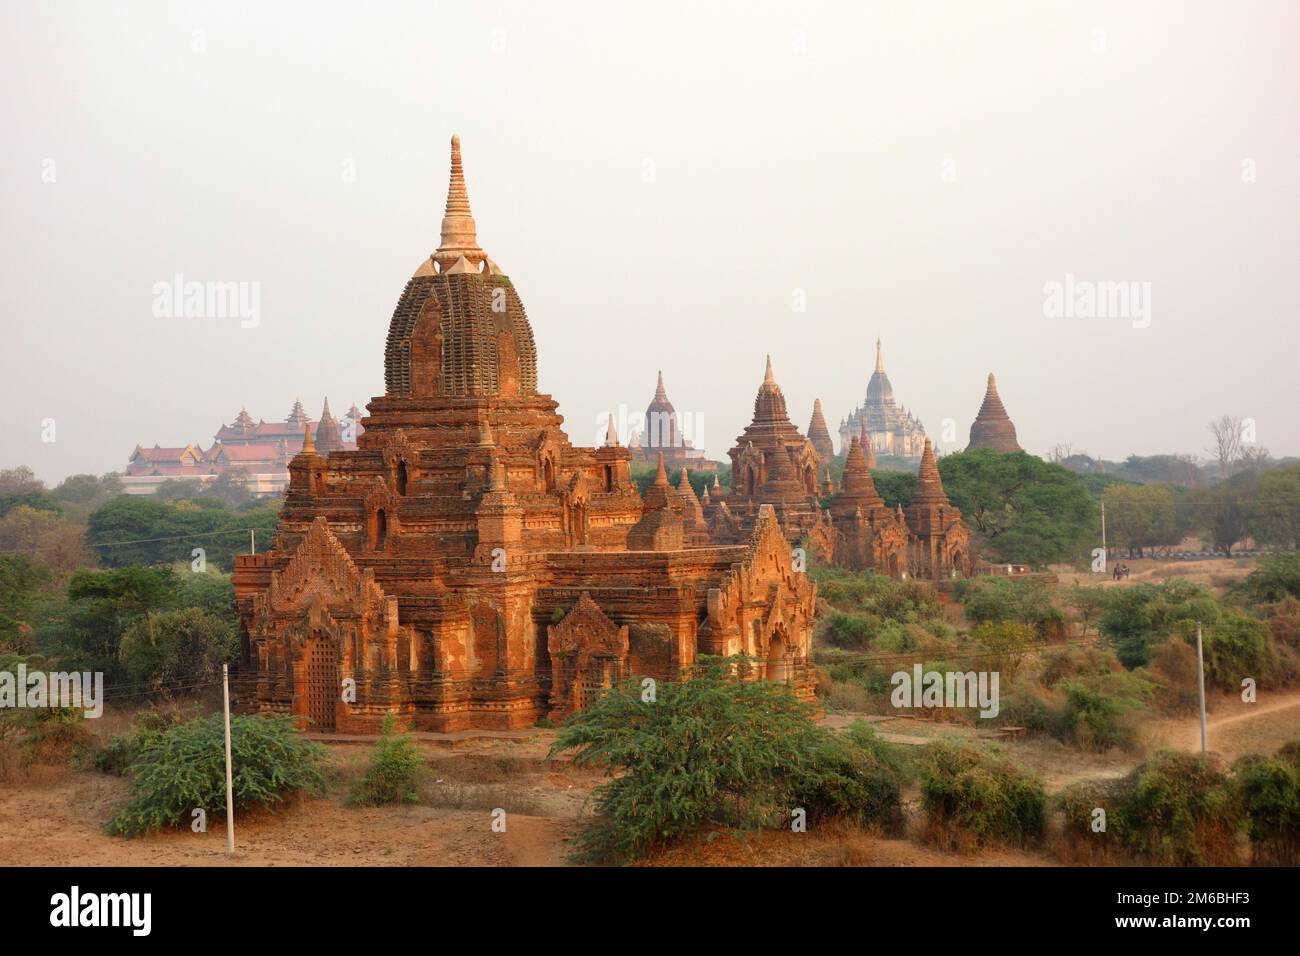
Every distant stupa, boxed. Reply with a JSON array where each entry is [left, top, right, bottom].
[[966, 373, 1022, 452], [807, 398, 834, 463]]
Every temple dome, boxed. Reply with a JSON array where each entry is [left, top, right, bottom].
[[383, 136, 538, 399]]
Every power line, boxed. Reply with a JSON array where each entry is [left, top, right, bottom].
[[0, 525, 267, 555]]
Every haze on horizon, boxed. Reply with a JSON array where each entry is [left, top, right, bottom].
[[2, 0, 1297, 485]]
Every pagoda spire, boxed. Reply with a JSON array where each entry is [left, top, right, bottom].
[[763, 354, 776, 385], [603, 413, 619, 447], [435, 134, 485, 269], [912, 438, 950, 506], [654, 370, 668, 402], [653, 452, 668, 486], [875, 337, 885, 373]]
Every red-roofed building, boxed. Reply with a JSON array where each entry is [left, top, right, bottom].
[[122, 399, 364, 496]]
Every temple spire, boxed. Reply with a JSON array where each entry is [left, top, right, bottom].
[[764, 354, 776, 385], [654, 370, 668, 402], [604, 413, 620, 447], [301, 422, 316, 455], [875, 337, 884, 373], [435, 134, 485, 269], [653, 452, 668, 486]]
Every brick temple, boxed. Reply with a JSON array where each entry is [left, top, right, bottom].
[[231, 136, 818, 733]]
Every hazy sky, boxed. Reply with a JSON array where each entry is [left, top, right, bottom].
[[3, 0, 1297, 484]]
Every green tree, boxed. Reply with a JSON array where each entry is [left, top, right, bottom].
[[937, 450, 1097, 566], [52, 473, 124, 506], [51, 566, 181, 679], [1249, 466, 1300, 549], [1190, 482, 1252, 555], [117, 607, 237, 694], [0, 555, 52, 653], [870, 469, 915, 509]]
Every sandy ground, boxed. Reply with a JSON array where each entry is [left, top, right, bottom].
[[6, 690, 1298, 867], [0, 735, 591, 867]]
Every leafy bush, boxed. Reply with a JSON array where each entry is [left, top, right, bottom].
[[957, 576, 1065, 640], [1038, 644, 1120, 687], [107, 714, 327, 837], [1232, 742, 1300, 865], [1055, 778, 1126, 863], [1099, 580, 1221, 668], [972, 621, 1035, 680], [993, 685, 1066, 738], [550, 657, 902, 863], [1142, 637, 1201, 715], [789, 724, 905, 834], [919, 740, 1046, 851], [1200, 613, 1274, 690], [1112, 751, 1241, 865], [812, 566, 943, 625], [1238, 552, 1300, 603], [349, 713, 423, 807], [822, 611, 878, 650], [2, 706, 93, 769], [93, 706, 192, 776], [1061, 683, 1139, 752]]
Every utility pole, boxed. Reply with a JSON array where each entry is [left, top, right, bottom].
[[222, 663, 236, 855], [1195, 622, 1208, 754], [1100, 499, 1107, 560]]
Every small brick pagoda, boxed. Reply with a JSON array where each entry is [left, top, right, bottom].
[[713, 356, 823, 543], [232, 136, 817, 733], [809, 437, 972, 579]]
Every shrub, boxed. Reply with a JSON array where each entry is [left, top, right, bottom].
[[550, 657, 902, 863], [1061, 684, 1134, 752], [972, 621, 1035, 680], [791, 725, 904, 834], [1266, 597, 1300, 649], [994, 685, 1067, 738], [0, 706, 93, 772], [1200, 614, 1274, 690], [1232, 742, 1300, 865], [1143, 637, 1201, 715], [107, 714, 327, 837], [1113, 751, 1241, 865], [919, 740, 1046, 851], [1238, 552, 1300, 603], [1038, 644, 1120, 687], [1099, 580, 1221, 668], [822, 611, 879, 650], [1055, 778, 1126, 863], [349, 713, 424, 807], [958, 576, 1062, 638], [93, 706, 193, 776]]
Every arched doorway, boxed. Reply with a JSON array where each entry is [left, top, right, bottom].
[[396, 460, 408, 496], [768, 629, 791, 683], [374, 509, 388, 551], [745, 465, 757, 496]]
